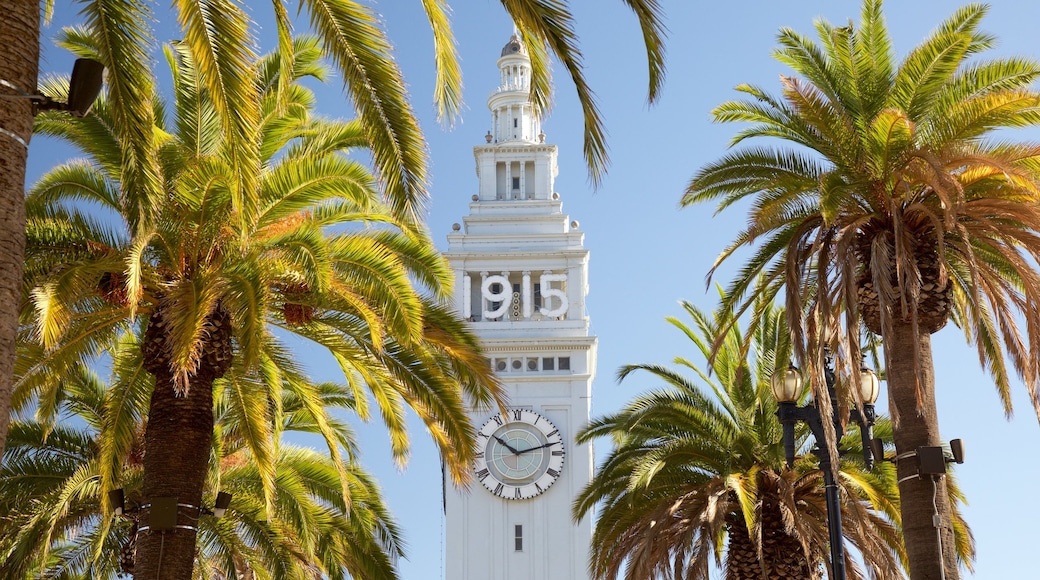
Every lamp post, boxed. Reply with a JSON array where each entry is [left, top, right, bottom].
[[770, 350, 880, 580]]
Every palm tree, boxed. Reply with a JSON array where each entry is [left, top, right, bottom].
[[575, 295, 972, 579], [0, 0, 666, 464], [0, 0, 38, 467], [682, 2, 1040, 577], [19, 36, 502, 580], [0, 338, 404, 579]]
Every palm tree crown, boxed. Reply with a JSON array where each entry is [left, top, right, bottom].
[[0, 0, 668, 467], [682, 2, 1040, 577], [684, 0, 1040, 420], [573, 296, 937, 580], [19, 34, 502, 579]]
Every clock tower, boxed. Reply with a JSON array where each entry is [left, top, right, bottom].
[[443, 33, 596, 580]]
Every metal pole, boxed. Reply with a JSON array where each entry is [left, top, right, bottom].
[[821, 348, 846, 580], [819, 450, 846, 580]]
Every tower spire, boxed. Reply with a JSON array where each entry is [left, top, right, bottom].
[[488, 32, 541, 144]]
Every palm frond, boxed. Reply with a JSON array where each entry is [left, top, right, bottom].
[[299, 0, 428, 223]]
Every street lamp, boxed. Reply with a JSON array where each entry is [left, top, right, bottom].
[[770, 350, 880, 580]]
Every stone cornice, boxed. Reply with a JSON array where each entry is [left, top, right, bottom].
[[474, 144, 557, 155], [479, 337, 597, 353], [444, 249, 589, 261]]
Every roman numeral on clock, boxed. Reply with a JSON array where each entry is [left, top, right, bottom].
[[494, 483, 504, 496], [513, 409, 523, 421], [476, 468, 490, 481], [546, 468, 560, 478]]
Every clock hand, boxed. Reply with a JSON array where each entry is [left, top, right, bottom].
[[493, 435, 522, 455], [516, 441, 560, 454]]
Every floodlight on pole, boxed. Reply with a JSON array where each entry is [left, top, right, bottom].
[[0, 58, 105, 117]]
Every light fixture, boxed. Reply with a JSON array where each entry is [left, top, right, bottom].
[[949, 438, 965, 464], [859, 363, 881, 404], [770, 363, 803, 403], [108, 488, 125, 516], [213, 491, 232, 518], [0, 58, 105, 117]]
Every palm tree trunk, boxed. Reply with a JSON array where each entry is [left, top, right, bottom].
[[725, 514, 761, 580], [760, 488, 822, 580], [0, 0, 38, 462], [135, 306, 232, 579], [134, 366, 215, 580], [886, 326, 959, 580], [726, 505, 820, 580]]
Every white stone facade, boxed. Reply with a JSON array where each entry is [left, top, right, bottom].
[[443, 33, 595, 580]]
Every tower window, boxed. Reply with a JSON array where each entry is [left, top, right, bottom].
[[512, 177, 520, 190], [559, 357, 571, 371], [542, 357, 554, 371], [513, 118, 518, 128], [514, 524, 523, 551]]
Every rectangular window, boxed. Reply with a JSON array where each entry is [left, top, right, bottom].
[[514, 524, 523, 551], [512, 176, 520, 190], [533, 283, 542, 310], [558, 357, 571, 371], [542, 357, 554, 371]]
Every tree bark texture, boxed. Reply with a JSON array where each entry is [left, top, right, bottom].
[[725, 498, 821, 580], [725, 513, 762, 580], [135, 307, 232, 579], [759, 491, 823, 580], [886, 328, 959, 580], [134, 366, 215, 580], [0, 0, 38, 462]]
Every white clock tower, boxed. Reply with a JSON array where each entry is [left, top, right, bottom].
[[443, 33, 596, 580]]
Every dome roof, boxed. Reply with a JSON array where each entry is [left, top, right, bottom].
[[500, 33, 527, 57]]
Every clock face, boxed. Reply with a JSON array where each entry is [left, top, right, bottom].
[[474, 409, 565, 500]]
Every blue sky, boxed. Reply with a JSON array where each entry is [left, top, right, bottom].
[[30, 1, 1040, 578]]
